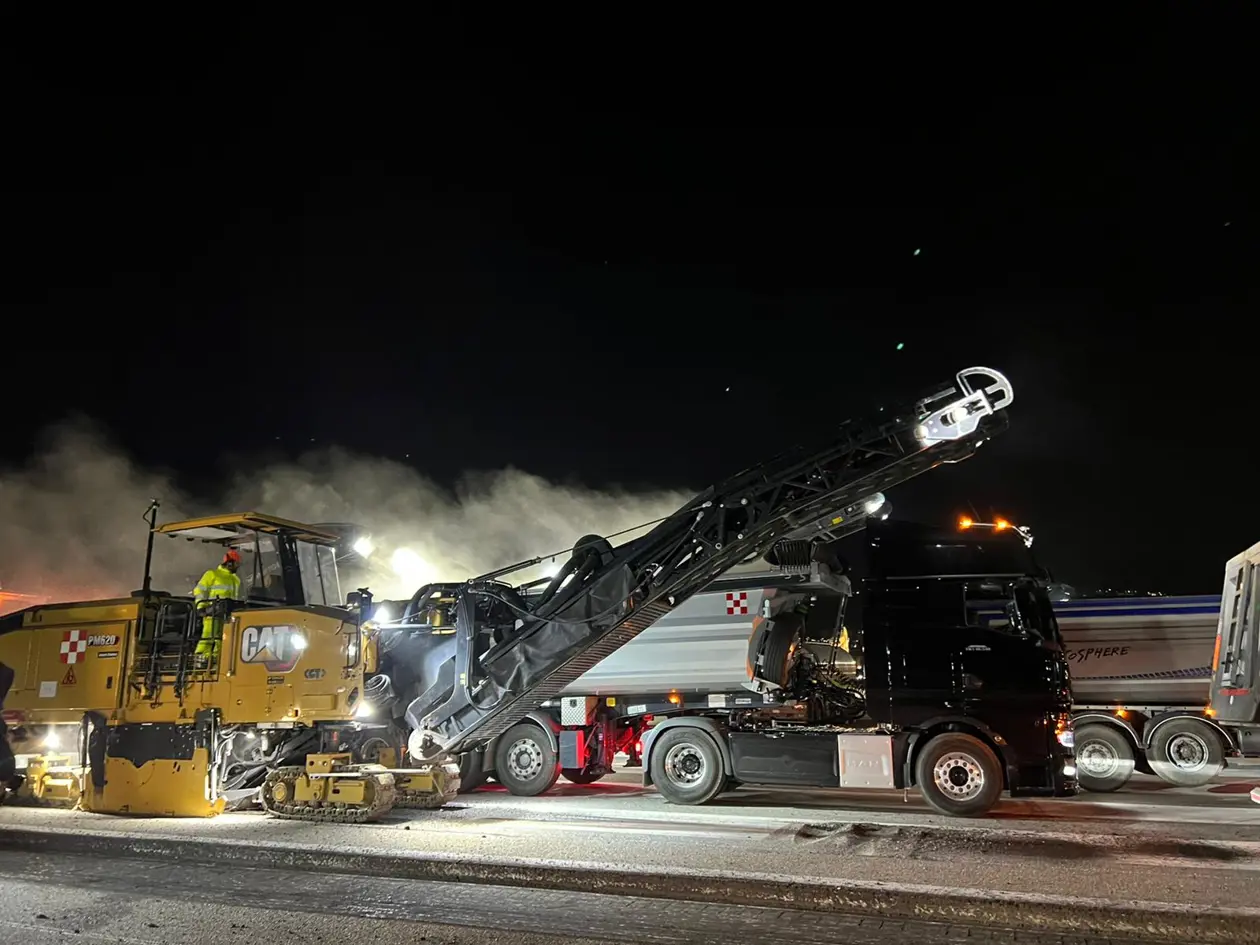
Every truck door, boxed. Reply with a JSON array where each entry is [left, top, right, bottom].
[[1210, 542, 1259, 725], [958, 580, 1054, 718], [862, 580, 964, 724]]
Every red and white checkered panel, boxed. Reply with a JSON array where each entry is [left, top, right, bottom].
[[60, 630, 88, 664], [725, 592, 748, 615]]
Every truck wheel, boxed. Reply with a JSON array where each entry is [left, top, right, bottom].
[[1148, 718, 1225, 787], [1074, 723, 1135, 792], [561, 768, 605, 785], [493, 723, 560, 796], [457, 750, 490, 793], [649, 728, 726, 805], [915, 733, 1004, 817]]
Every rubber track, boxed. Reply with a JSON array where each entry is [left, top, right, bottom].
[[259, 765, 397, 823]]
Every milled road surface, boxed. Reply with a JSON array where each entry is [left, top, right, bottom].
[[465, 763, 1260, 834], [4, 765, 1260, 916], [0, 850, 1185, 945]]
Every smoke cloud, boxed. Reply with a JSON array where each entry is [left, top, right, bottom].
[[0, 419, 692, 612]]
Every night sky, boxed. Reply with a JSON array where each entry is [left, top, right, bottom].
[[2, 15, 1254, 597]]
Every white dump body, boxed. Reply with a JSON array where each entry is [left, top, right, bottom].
[[1055, 596, 1220, 706], [559, 586, 771, 697], [561, 589, 1222, 707]]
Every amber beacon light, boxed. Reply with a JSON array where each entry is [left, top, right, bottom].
[[957, 515, 1034, 547]]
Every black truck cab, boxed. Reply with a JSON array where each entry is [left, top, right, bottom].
[[861, 520, 1074, 803], [642, 520, 1077, 817]]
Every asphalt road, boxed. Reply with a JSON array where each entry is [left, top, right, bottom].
[[4, 764, 1260, 916], [463, 761, 1260, 835], [0, 849, 1172, 945]]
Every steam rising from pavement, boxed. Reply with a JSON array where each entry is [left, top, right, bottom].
[[0, 419, 691, 611]]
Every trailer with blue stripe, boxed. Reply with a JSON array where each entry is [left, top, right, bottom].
[[1056, 595, 1226, 790]]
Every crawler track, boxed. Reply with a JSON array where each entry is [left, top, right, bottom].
[[259, 764, 397, 823]]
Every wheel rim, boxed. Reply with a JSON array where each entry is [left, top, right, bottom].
[[1077, 739, 1121, 779], [1165, 732, 1209, 772], [663, 743, 706, 786], [505, 737, 544, 781], [932, 751, 986, 802]]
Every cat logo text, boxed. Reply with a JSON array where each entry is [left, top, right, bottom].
[[239, 625, 304, 673]]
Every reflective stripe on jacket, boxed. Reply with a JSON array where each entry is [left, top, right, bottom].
[[193, 566, 241, 606]]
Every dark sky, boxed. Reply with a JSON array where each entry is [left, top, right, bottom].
[[2, 13, 1254, 596]]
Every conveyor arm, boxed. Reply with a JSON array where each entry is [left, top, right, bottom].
[[406, 367, 1015, 759]]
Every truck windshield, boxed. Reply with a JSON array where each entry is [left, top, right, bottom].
[[1014, 581, 1063, 646], [963, 578, 1061, 645]]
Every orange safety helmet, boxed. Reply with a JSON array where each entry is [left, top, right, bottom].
[[222, 549, 242, 566]]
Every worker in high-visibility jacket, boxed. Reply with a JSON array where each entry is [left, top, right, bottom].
[[193, 549, 243, 662]]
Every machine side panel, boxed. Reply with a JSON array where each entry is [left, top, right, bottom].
[[213, 608, 360, 726], [0, 603, 136, 720]]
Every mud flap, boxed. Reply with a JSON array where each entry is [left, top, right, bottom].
[[0, 724, 15, 786], [0, 661, 16, 785], [83, 711, 108, 790]]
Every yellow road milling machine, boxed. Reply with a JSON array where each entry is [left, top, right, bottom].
[[0, 506, 459, 821], [2, 366, 1044, 822]]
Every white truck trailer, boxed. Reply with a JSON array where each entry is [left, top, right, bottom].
[[1059, 593, 1248, 791], [461, 560, 1257, 796], [1206, 540, 1260, 804]]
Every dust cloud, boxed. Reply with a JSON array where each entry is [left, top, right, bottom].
[[0, 419, 691, 612]]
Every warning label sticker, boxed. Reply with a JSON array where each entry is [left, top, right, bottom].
[[62, 666, 77, 686]]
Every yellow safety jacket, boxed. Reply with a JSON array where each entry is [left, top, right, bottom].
[[193, 565, 241, 658]]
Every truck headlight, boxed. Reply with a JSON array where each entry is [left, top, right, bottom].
[[1053, 715, 1073, 748]]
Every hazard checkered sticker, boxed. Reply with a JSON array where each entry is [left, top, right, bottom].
[[725, 592, 749, 615], [60, 630, 88, 664]]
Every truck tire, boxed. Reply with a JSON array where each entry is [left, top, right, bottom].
[[915, 732, 1004, 817], [1148, 718, 1225, 787], [1074, 723, 1136, 792], [751, 611, 804, 689], [493, 723, 561, 796], [649, 728, 726, 806], [561, 768, 605, 785], [457, 749, 490, 793]]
